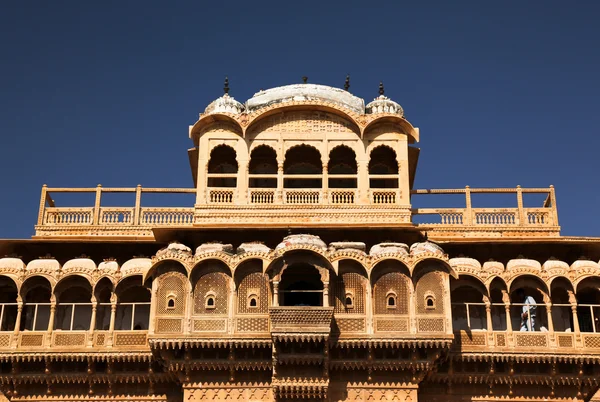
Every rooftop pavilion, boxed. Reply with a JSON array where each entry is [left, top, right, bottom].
[[34, 81, 559, 240]]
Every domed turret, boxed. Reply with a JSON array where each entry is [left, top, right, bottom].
[[204, 94, 245, 115], [365, 82, 404, 116]]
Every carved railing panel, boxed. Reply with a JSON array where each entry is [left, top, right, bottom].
[[141, 208, 194, 225], [370, 189, 399, 204], [330, 189, 356, 204], [44, 207, 93, 225], [99, 207, 133, 225], [249, 189, 275, 204], [284, 189, 321, 204], [207, 188, 234, 203]]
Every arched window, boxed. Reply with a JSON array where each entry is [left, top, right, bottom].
[[115, 276, 151, 331], [387, 293, 397, 308], [21, 277, 52, 331], [248, 295, 258, 308], [55, 277, 93, 331], [576, 277, 600, 333], [205, 293, 216, 309], [208, 145, 238, 188], [0, 277, 18, 331], [345, 293, 354, 309], [283, 145, 322, 189], [450, 277, 487, 331], [368, 145, 398, 189], [280, 264, 324, 307]]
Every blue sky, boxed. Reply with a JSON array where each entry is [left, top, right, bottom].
[[0, 1, 599, 238]]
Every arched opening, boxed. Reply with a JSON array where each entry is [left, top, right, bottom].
[[283, 145, 322, 190], [368, 145, 398, 189], [115, 276, 151, 331], [0, 277, 18, 331], [207, 145, 238, 188], [328, 146, 357, 189], [280, 264, 324, 306], [21, 277, 52, 331], [451, 277, 487, 332], [577, 277, 600, 333], [249, 145, 277, 190], [550, 277, 573, 332], [510, 276, 548, 332], [54, 277, 92, 331], [94, 277, 113, 331]]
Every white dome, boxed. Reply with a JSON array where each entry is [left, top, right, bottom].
[[204, 94, 245, 115], [366, 95, 404, 116], [246, 84, 365, 115]]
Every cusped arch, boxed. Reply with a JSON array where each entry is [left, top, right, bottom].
[[412, 258, 457, 279], [363, 115, 419, 143], [190, 115, 244, 145], [191, 258, 233, 279], [144, 260, 189, 284], [246, 103, 362, 139], [20, 275, 53, 300], [451, 274, 489, 298], [267, 249, 333, 279]]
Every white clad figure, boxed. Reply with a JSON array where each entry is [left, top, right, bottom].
[[517, 288, 536, 331]]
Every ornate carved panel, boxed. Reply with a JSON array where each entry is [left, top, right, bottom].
[[249, 110, 359, 138], [332, 272, 366, 314], [415, 270, 445, 314], [373, 272, 410, 315], [237, 271, 269, 314], [156, 271, 187, 315], [194, 271, 229, 315]]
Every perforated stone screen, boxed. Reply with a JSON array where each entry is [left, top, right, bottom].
[[194, 271, 230, 315], [237, 271, 269, 314], [156, 272, 187, 315], [332, 272, 366, 314], [373, 272, 410, 315], [416, 270, 445, 314]]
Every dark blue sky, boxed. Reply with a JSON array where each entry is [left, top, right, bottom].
[[1, 1, 599, 238]]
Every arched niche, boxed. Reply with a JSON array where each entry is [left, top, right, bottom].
[[331, 260, 367, 314], [54, 276, 92, 331], [154, 261, 189, 333], [20, 276, 52, 331], [191, 260, 231, 316], [450, 276, 488, 332], [509, 275, 549, 332], [249, 145, 277, 189], [235, 260, 269, 314], [208, 144, 238, 188], [368, 145, 398, 189], [550, 277, 574, 332], [0, 276, 18, 332], [371, 260, 411, 315], [328, 145, 357, 189], [283, 144, 322, 189], [576, 277, 600, 333], [413, 260, 450, 316]]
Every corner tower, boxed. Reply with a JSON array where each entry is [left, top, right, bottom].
[[188, 82, 420, 228]]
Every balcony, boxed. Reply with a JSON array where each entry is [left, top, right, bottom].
[[0, 330, 148, 351], [34, 185, 559, 238], [269, 307, 334, 340]]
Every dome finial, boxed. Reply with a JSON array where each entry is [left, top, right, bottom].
[[224, 76, 229, 94], [302, 76, 308, 84], [344, 74, 350, 91], [379, 81, 385, 96]]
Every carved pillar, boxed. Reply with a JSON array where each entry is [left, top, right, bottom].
[[365, 281, 374, 335], [502, 290, 513, 345], [323, 281, 330, 307], [237, 160, 249, 204], [47, 296, 56, 333], [89, 299, 97, 347], [483, 296, 494, 346], [108, 292, 117, 347], [13, 300, 22, 347], [544, 295, 554, 332], [228, 279, 236, 334], [93, 184, 102, 225], [516, 185, 524, 226], [322, 163, 328, 202], [569, 291, 581, 347], [277, 163, 284, 202], [465, 185, 473, 225], [272, 281, 279, 307], [357, 160, 368, 203]]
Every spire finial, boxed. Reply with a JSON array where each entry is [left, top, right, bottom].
[[224, 76, 229, 94], [344, 74, 350, 91], [379, 81, 385, 96], [302, 76, 308, 84]]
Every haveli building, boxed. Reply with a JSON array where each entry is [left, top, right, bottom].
[[1, 79, 600, 402]]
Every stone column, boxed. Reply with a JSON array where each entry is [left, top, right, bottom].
[[365, 281, 374, 335], [322, 163, 329, 203], [569, 291, 581, 347], [483, 296, 494, 346], [108, 293, 117, 347], [276, 163, 284, 203], [88, 299, 97, 347], [47, 297, 56, 333], [323, 281, 329, 307], [272, 281, 279, 307], [237, 160, 249, 204], [357, 160, 369, 203], [13, 300, 22, 348], [502, 290, 513, 345]]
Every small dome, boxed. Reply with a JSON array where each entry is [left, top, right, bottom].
[[369, 243, 409, 256], [204, 94, 245, 115], [276, 234, 327, 250], [409, 241, 444, 256], [237, 242, 271, 254], [366, 95, 404, 116], [329, 242, 366, 252], [196, 243, 234, 255]]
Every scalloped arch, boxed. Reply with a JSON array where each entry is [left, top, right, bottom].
[[144, 259, 190, 283], [411, 257, 457, 279], [190, 114, 244, 144], [190, 257, 233, 279], [363, 115, 419, 143]]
